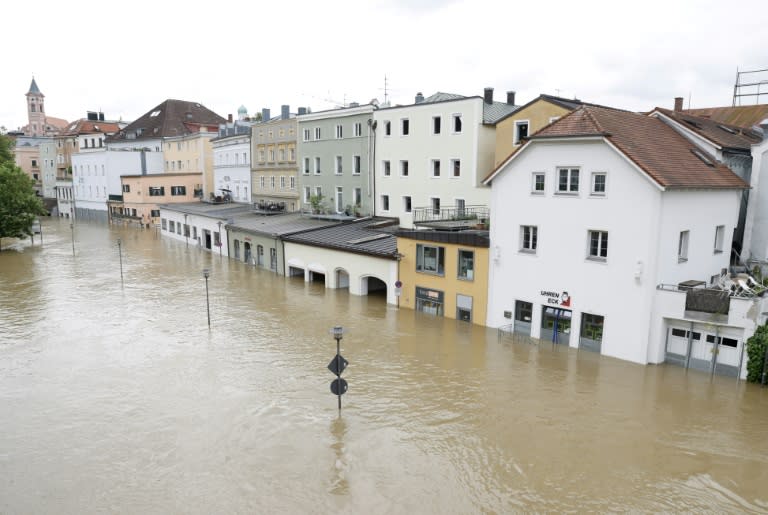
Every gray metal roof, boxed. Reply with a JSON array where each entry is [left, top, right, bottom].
[[158, 202, 253, 219], [423, 92, 466, 103], [228, 212, 340, 237], [283, 218, 399, 258], [483, 101, 519, 124]]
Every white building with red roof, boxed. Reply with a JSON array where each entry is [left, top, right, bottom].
[[483, 106, 766, 377]]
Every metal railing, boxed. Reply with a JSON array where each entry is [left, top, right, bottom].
[[412, 205, 489, 224]]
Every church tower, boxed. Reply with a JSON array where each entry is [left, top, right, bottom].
[[26, 77, 45, 136]]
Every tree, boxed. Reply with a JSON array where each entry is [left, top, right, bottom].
[[0, 134, 46, 251], [745, 323, 768, 383]]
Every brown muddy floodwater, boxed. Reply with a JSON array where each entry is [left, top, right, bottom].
[[1, 219, 767, 514]]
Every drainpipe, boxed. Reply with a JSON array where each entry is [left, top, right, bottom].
[[684, 321, 694, 369]]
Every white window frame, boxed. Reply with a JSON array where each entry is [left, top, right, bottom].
[[679, 230, 690, 263], [400, 160, 409, 177], [304, 186, 311, 203], [557, 167, 580, 194], [303, 128, 311, 142], [588, 230, 609, 261], [513, 120, 529, 145], [335, 155, 343, 175], [381, 194, 390, 212], [432, 116, 441, 135], [431, 197, 441, 215], [354, 122, 362, 137], [383, 160, 391, 177], [431, 159, 441, 178], [531, 172, 545, 194], [314, 127, 321, 140], [401, 118, 410, 136], [714, 225, 725, 254], [335, 124, 343, 139], [353, 155, 361, 175], [303, 157, 310, 174], [520, 225, 538, 253], [591, 172, 607, 196], [384, 120, 391, 137], [452, 114, 463, 134], [451, 159, 461, 178], [314, 157, 321, 175], [403, 195, 412, 213], [335, 186, 343, 212]]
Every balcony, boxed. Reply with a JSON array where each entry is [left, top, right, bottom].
[[412, 205, 489, 230]]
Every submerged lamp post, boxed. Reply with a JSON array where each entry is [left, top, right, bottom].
[[217, 221, 223, 258], [328, 326, 349, 413], [202, 268, 211, 328], [184, 214, 189, 247], [70, 222, 75, 255], [117, 238, 124, 284]]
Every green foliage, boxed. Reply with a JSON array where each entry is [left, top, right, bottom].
[[309, 194, 325, 213], [0, 135, 47, 250], [745, 323, 768, 383]]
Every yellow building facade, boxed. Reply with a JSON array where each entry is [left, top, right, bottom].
[[163, 130, 217, 199], [114, 172, 202, 227], [252, 117, 299, 211], [493, 95, 581, 167], [397, 231, 489, 325]]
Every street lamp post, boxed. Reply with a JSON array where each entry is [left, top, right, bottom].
[[202, 268, 211, 329], [117, 238, 124, 284], [70, 222, 75, 256], [217, 221, 223, 258]]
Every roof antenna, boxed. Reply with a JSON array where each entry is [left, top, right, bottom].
[[688, 91, 692, 110]]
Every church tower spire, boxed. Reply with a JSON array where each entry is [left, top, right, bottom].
[[26, 76, 45, 136]]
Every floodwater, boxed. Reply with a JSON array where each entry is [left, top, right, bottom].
[[1, 219, 767, 514]]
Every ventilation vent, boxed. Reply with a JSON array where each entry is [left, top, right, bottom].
[[691, 148, 714, 167], [717, 124, 737, 134], [683, 118, 702, 129], [346, 233, 390, 245]]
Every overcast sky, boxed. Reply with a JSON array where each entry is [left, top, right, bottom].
[[3, 0, 767, 130]]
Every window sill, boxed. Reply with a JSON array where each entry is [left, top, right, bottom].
[[713, 250, 723, 254], [678, 257, 688, 263], [586, 256, 607, 263], [589, 192, 606, 197], [457, 276, 474, 282], [530, 191, 544, 195], [416, 270, 445, 277], [555, 191, 580, 196], [519, 249, 537, 255]]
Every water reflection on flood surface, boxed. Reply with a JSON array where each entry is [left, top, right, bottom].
[[1, 219, 767, 513]]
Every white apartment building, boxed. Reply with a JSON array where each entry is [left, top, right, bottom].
[[213, 123, 252, 203], [484, 106, 764, 378], [374, 88, 515, 227]]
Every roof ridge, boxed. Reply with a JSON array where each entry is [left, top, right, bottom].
[[582, 106, 606, 133]]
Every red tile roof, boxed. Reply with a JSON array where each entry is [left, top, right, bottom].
[[528, 106, 748, 190], [652, 108, 761, 150]]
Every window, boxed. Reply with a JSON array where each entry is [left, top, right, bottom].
[[149, 186, 165, 196], [270, 176, 276, 189], [588, 230, 608, 260], [432, 159, 441, 177], [259, 150, 265, 162], [458, 249, 474, 280], [184, 224, 191, 237], [384, 121, 391, 136], [314, 157, 321, 174], [122, 184, 130, 193], [279, 149, 285, 161], [520, 225, 538, 252], [401, 118, 410, 136], [336, 124, 343, 139], [169, 221, 175, 232], [383, 160, 391, 176], [269, 149, 275, 162], [431, 197, 440, 215], [304, 186, 311, 203], [514, 120, 529, 144], [353, 187, 362, 207], [303, 157, 310, 174], [289, 149, 295, 161], [451, 159, 461, 177], [532, 173, 545, 194], [315, 186, 322, 198], [171, 186, 186, 196], [453, 114, 462, 133], [714, 225, 725, 254], [303, 128, 310, 141], [678, 230, 689, 262], [381, 194, 390, 211], [335, 156, 343, 175], [400, 160, 409, 177], [557, 168, 579, 193], [335, 187, 343, 212], [403, 196, 412, 213], [290, 176, 296, 189], [416, 244, 445, 275], [280, 176, 286, 189], [161, 218, 167, 230], [314, 127, 321, 140], [432, 116, 441, 134], [353, 155, 361, 175], [260, 176, 265, 189], [354, 122, 362, 137], [591, 172, 606, 195]]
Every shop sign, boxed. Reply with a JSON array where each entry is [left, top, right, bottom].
[[416, 286, 444, 303], [540, 290, 571, 307]]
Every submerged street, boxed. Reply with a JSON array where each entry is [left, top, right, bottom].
[[1, 219, 767, 513]]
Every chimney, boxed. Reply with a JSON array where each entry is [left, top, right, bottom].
[[99, 112, 105, 121], [281, 105, 290, 119], [262, 108, 270, 122], [506, 91, 516, 105], [484, 87, 494, 104], [674, 97, 684, 112], [415, 92, 424, 104], [87, 111, 98, 121], [298, 107, 307, 116], [228, 113, 233, 123]]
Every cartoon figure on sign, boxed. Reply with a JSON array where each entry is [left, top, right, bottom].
[[560, 291, 571, 307]]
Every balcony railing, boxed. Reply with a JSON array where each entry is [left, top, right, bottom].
[[412, 205, 489, 228]]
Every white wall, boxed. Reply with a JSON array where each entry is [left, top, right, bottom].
[[374, 98, 491, 227], [160, 209, 229, 257], [284, 242, 398, 305], [743, 138, 768, 262], [213, 137, 251, 203]]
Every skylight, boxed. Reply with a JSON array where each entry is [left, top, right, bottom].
[[717, 124, 737, 134], [150, 110, 161, 117], [346, 234, 390, 245]]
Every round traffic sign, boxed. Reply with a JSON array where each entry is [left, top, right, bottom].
[[395, 280, 402, 288]]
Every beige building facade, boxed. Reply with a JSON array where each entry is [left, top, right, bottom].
[[163, 129, 218, 200], [252, 112, 299, 211], [116, 172, 203, 227]]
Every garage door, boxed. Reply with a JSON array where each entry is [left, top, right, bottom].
[[665, 322, 743, 377]]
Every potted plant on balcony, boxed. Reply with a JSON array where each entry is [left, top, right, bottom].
[[309, 194, 325, 214]]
